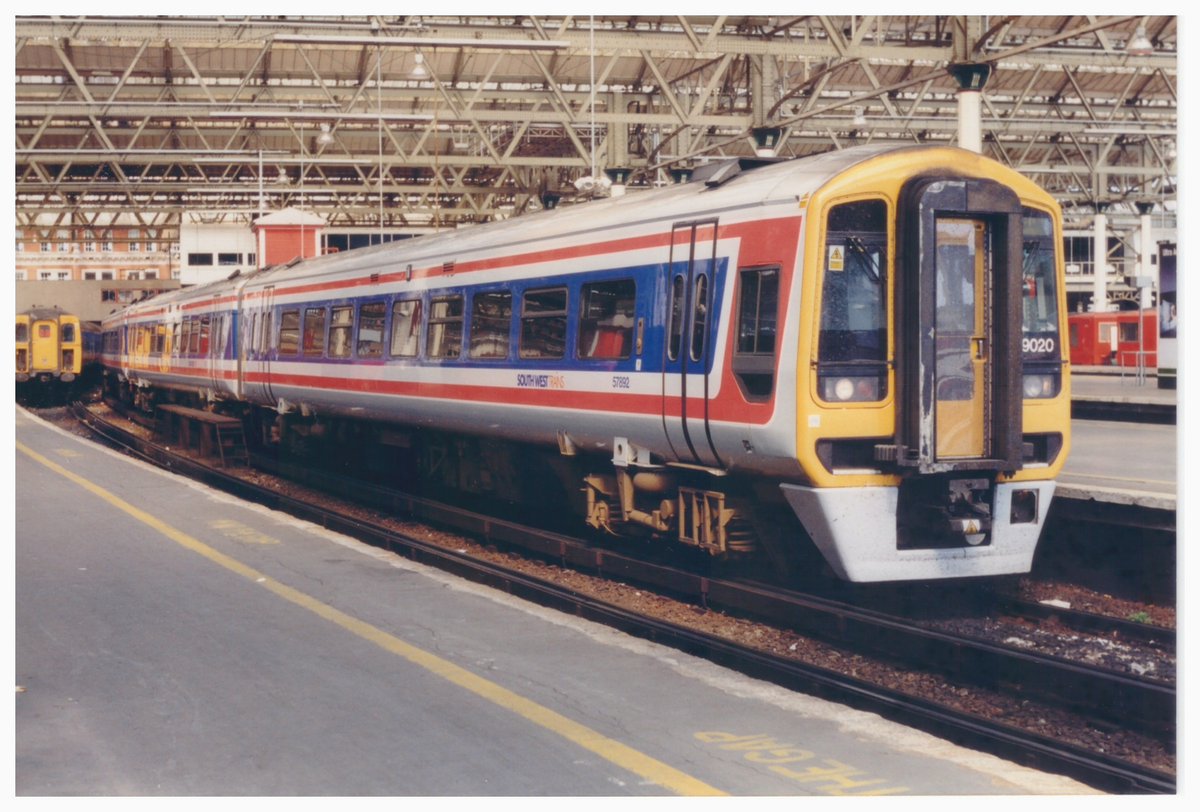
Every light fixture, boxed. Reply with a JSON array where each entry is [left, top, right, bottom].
[[316, 123, 335, 146], [1127, 26, 1154, 56], [853, 107, 867, 126], [411, 53, 427, 78]]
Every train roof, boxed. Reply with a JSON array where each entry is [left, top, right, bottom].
[[104, 144, 1057, 323], [234, 144, 913, 291], [21, 306, 71, 321]]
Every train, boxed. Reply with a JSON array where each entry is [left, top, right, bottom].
[[100, 144, 1071, 583], [17, 307, 101, 398], [1067, 309, 1158, 368]]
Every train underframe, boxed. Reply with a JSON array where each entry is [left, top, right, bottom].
[[104, 371, 1053, 583]]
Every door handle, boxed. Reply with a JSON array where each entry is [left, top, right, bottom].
[[971, 336, 987, 360]]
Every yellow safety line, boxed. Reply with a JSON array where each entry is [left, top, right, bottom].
[[16, 440, 726, 797]]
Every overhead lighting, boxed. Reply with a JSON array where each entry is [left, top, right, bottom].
[[853, 107, 867, 126], [411, 53, 427, 78], [1127, 26, 1154, 56], [316, 123, 335, 146]]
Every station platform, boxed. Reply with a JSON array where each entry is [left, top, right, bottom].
[[14, 406, 1093, 796], [1070, 370, 1176, 426]]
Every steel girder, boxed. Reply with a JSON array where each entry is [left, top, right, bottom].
[[15, 15, 1177, 235]]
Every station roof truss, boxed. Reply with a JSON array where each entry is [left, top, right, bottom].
[[15, 15, 1177, 236]]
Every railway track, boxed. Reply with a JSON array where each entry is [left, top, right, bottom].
[[65, 401, 1176, 793]]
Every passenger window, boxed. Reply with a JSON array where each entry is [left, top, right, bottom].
[[426, 296, 463, 360], [171, 322, 181, 356], [279, 310, 300, 354], [390, 299, 422, 357], [667, 274, 685, 361], [199, 316, 211, 357], [736, 266, 779, 355], [329, 306, 353, 358], [188, 317, 201, 355], [257, 311, 270, 354], [690, 274, 709, 362], [62, 323, 76, 342], [469, 291, 512, 360], [303, 308, 326, 356], [578, 279, 636, 360], [16, 323, 28, 342], [357, 301, 386, 358], [520, 287, 567, 359]]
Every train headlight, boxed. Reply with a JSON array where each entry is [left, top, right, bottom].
[[1022, 373, 1058, 399], [821, 375, 882, 403]]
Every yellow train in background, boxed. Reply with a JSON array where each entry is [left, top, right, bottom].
[[17, 307, 101, 392]]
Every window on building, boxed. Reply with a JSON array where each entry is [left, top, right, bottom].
[[39, 271, 53, 280], [101, 271, 114, 280], [188, 253, 214, 266], [57, 272, 71, 281], [16, 271, 27, 281], [41, 242, 52, 252], [101, 241, 113, 252], [144, 271, 157, 280], [218, 253, 241, 266], [125, 271, 140, 281], [84, 241, 96, 253]]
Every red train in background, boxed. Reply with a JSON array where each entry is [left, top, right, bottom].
[[1067, 310, 1157, 368]]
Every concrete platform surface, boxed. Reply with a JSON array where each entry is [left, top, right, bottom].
[[14, 408, 1095, 796]]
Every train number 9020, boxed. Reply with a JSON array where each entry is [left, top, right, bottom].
[[1022, 336, 1056, 355]]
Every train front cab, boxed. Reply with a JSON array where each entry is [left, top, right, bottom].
[[16, 311, 85, 383], [16, 313, 31, 381], [785, 149, 1070, 582]]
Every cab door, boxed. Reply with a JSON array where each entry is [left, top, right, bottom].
[[933, 218, 989, 459], [31, 318, 59, 372], [896, 177, 1024, 473]]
